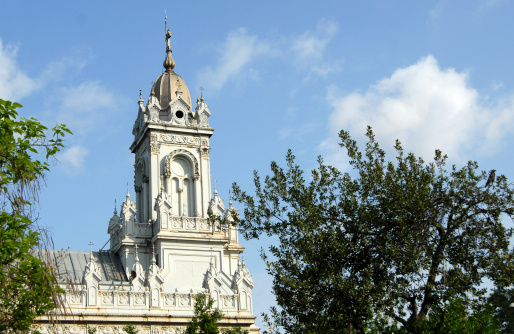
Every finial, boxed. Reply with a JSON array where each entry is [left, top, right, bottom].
[[126, 182, 130, 198], [134, 244, 139, 262], [114, 199, 117, 215], [139, 90, 143, 102], [163, 17, 175, 71], [209, 257, 214, 267], [177, 77, 182, 90], [200, 86, 204, 102], [213, 178, 218, 195], [242, 257, 246, 267], [160, 175, 165, 192], [229, 190, 233, 206], [152, 244, 156, 264], [89, 241, 94, 253]]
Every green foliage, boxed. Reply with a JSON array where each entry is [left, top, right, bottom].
[[488, 286, 514, 333], [0, 99, 71, 332], [122, 324, 139, 334], [368, 297, 500, 333], [185, 293, 249, 334], [186, 293, 223, 334], [232, 126, 514, 334]]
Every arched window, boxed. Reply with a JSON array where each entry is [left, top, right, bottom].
[[167, 154, 196, 217]]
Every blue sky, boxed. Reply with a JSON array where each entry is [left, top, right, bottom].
[[1, 0, 514, 328]]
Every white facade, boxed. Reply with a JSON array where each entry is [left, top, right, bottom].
[[34, 28, 258, 334]]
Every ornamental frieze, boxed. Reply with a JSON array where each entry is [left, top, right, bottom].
[[160, 134, 200, 146]]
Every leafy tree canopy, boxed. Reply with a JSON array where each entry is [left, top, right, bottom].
[[232, 126, 514, 334], [0, 99, 71, 332], [488, 286, 514, 333]]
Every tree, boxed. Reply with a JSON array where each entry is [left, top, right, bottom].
[[122, 324, 139, 334], [0, 99, 71, 332], [488, 286, 514, 333], [185, 293, 249, 334], [368, 296, 500, 333], [232, 126, 514, 334]]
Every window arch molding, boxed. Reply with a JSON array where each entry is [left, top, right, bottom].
[[164, 149, 200, 180]]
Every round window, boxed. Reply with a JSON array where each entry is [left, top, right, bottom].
[[176, 110, 184, 118]]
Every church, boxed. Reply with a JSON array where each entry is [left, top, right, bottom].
[[33, 25, 258, 334]]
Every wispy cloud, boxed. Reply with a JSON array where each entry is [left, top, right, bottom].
[[58, 145, 89, 175], [291, 19, 338, 63], [280, 122, 320, 140], [198, 19, 343, 93], [0, 38, 94, 102], [198, 28, 271, 92], [429, 0, 446, 19], [45, 81, 120, 135], [290, 19, 342, 80], [321, 55, 514, 167]]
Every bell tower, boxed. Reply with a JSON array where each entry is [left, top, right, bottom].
[[106, 24, 253, 312]]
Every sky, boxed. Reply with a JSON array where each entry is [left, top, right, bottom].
[[1, 0, 514, 329]]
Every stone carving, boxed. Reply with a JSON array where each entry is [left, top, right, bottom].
[[199, 220, 209, 230], [164, 149, 200, 179], [178, 294, 189, 306], [142, 175, 149, 184], [163, 294, 173, 306], [161, 134, 200, 146], [223, 295, 232, 307], [118, 292, 129, 304], [69, 291, 82, 304], [186, 218, 195, 229], [135, 185, 142, 193], [102, 292, 114, 304], [200, 147, 210, 157], [150, 142, 161, 152], [134, 293, 145, 305], [171, 216, 181, 228]]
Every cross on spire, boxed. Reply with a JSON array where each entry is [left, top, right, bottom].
[[89, 241, 94, 252]]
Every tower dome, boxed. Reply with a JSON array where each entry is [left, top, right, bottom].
[[150, 29, 192, 107]]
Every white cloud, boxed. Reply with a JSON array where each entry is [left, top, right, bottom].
[[199, 28, 271, 92], [290, 19, 342, 80], [46, 81, 119, 135], [321, 55, 514, 167], [58, 145, 89, 175], [0, 39, 40, 101]]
